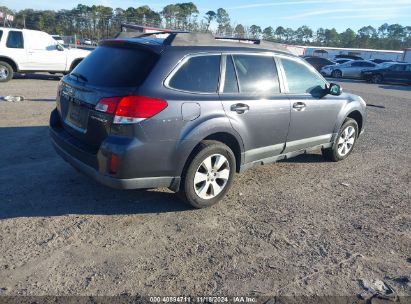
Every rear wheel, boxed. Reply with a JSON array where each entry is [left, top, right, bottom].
[[323, 118, 358, 162], [179, 140, 236, 208], [371, 74, 383, 84], [332, 69, 342, 78], [0, 61, 13, 82]]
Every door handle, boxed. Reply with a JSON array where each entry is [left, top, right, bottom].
[[231, 103, 249, 114], [293, 102, 306, 111]]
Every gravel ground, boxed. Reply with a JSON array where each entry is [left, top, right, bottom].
[[0, 74, 410, 300]]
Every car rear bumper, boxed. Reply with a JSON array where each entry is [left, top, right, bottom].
[[49, 109, 180, 190]]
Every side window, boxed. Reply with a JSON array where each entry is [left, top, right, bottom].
[[168, 55, 221, 93], [232, 55, 280, 94], [223, 55, 239, 93], [6, 31, 24, 49], [0, 30, 3, 42], [280, 57, 326, 94], [391, 65, 405, 71]]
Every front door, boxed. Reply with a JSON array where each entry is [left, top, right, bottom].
[[219, 54, 291, 163], [26, 31, 66, 71], [278, 56, 345, 153]]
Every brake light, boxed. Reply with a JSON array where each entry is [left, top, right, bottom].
[[95, 96, 168, 124], [109, 154, 119, 174]]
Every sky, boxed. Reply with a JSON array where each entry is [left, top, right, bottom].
[[2, 0, 411, 32]]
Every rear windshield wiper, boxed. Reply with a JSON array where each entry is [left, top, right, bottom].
[[70, 72, 88, 83]]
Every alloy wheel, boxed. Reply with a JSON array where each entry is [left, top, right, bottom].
[[194, 153, 230, 200], [0, 66, 8, 80], [337, 126, 356, 157]]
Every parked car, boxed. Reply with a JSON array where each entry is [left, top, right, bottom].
[[302, 56, 336, 71], [51, 35, 64, 45], [370, 59, 393, 64], [361, 63, 411, 84], [81, 38, 92, 46], [334, 54, 363, 61], [321, 60, 378, 78], [0, 27, 91, 82], [49, 33, 367, 208], [335, 59, 353, 64]]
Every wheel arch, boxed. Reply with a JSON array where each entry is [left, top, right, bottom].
[[346, 110, 363, 133], [177, 127, 244, 178], [0, 56, 19, 72], [69, 58, 83, 71]]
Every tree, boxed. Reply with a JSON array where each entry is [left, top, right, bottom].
[[262, 26, 274, 40], [175, 2, 199, 30], [216, 8, 230, 35], [249, 24, 262, 39], [339, 28, 356, 48], [316, 28, 326, 45], [234, 24, 245, 38], [275, 26, 286, 42], [324, 28, 339, 46], [204, 10, 216, 31], [358, 25, 377, 48], [162, 4, 178, 28], [296, 25, 312, 44], [284, 28, 295, 42]]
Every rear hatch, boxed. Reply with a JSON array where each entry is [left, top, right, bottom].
[[57, 42, 160, 151]]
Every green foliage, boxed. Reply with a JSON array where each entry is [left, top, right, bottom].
[[2, 3, 410, 49]]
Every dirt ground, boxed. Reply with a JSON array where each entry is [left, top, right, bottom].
[[0, 74, 410, 300]]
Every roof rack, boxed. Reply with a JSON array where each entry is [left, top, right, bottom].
[[138, 32, 290, 53]]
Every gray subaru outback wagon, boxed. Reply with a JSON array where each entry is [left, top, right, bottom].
[[49, 32, 367, 208]]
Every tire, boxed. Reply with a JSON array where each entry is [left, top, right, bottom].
[[331, 70, 342, 78], [323, 118, 358, 162], [371, 74, 383, 84], [0, 61, 13, 82], [69, 59, 82, 73], [179, 140, 236, 208]]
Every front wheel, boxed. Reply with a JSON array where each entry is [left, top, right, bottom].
[[371, 74, 383, 84], [179, 140, 236, 208], [0, 61, 13, 82], [332, 69, 342, 78], [323, 118, 358, 162]]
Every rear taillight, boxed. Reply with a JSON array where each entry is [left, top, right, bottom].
[[95, 96, 168, 124], [109, 153, 119, 174]]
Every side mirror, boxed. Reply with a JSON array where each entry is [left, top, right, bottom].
[[328, 83, 342, 96], [56, 44, 64, 51]]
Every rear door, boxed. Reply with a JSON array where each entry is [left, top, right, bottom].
[[278, 55, 345, 153], [5, 30, 28, 70], [345, 61, 365, 78], [219, 53, 291, 163]]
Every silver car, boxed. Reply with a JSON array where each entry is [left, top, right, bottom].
[[321, 60, 378, 78]]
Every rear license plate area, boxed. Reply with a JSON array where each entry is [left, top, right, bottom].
[[66, 100, 89, 131]]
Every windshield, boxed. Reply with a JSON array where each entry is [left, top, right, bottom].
[[379, 62, 395, 68]]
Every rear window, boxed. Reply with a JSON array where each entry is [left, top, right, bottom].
[[6, 31, 24, 49], [168, 55, 221, 93], [71, 46, 159, 87]]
